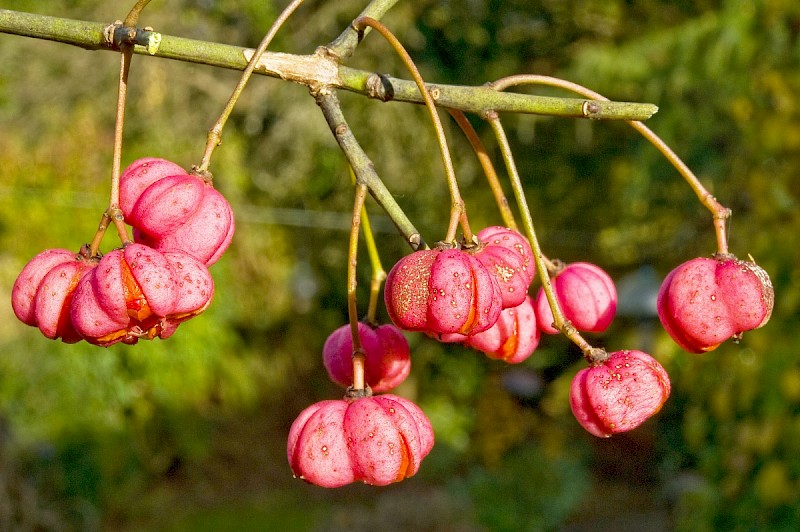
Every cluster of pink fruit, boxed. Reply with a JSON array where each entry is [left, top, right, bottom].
[[288, 321, 432, 487], [288, 225, 643, 487], [11, 158, 234, 346]]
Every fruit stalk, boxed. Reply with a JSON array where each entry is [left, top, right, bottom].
[[449, 109, 518, 231], [196, 0, 306, 174], [347, 183, 370, 392], [485, 112, 601, 360], [348, 166, 386, 325], [489, 74, 732, 256], [353, 16, 472, 245]]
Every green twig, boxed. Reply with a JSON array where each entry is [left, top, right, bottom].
[[489, 74, 730, 255], [354, 16, 470, 244], [0, 10, 659, 121], [316, 90, 426, 251], [325, 0, 400, 59], [196, 0, 305, 174]]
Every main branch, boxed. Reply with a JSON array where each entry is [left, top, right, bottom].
[[0, 9, 658, 121]]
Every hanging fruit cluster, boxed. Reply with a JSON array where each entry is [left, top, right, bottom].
[[11, 158, 233, 347], [7, 0, 775, 492]]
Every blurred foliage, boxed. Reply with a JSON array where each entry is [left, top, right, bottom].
[[0, 0, 799, 530]]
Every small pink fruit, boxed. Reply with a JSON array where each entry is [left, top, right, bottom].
[[118, 157, 186, 216], [657, 255, 774, 353], [570, 349, 670, 438], [474, 226, 535, 309], [323, 322, 411, 393], [445, 295, 540, 364], [11, 248, 96, 343], [384, 248, 502, 336], [287, 394, 434, 488], [535, 262, 617, 335], [119, 158, 235, 266], [70, 243, 213, 346]]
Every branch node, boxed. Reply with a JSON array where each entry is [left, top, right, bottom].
[[365, 73, 395, 102]]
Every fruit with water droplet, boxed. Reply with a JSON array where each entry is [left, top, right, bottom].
[[535, 262, 617, 334], [323, 322, 411, 392], [570, 349, 670, 437], [656, 255, 773, 353], [287, 394, 434, 488], [119, 157, 235, 265], [384, 248, 502, 336], [11, 248, 97, 343], [473, 226, 535, 309]]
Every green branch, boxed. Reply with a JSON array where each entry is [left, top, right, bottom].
[[0, 8, 659, 121]]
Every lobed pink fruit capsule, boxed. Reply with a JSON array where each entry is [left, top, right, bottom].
[[323, 322, 411, 393], [656, 255, 774, 353], [287, 394, 434, 488], [70, 243, 213, 346], [384, 248, 502, 336], [118, 157, 187, 217], [535, 262, 617, 335], [570, 349, 670, 438], [474, 226, 535, 309], [464, 295, 540, 364], [119, 158, 235, 266], [11, 248, 96, 343]]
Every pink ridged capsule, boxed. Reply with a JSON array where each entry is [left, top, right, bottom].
[[70, 244, 213, 346], [657, 255, 773, 353], [474, 226, 535, 309], [461, 295, 540, 364], [570, 350, 670, 438], [11, 248, 96, 343], [384, 248, 502, 336], [535, 262, 617, 335], [323, 322, 411, 393], [119, 158, 235, 266], [287, 394, 434, 488], [118, 157, 187, 217]]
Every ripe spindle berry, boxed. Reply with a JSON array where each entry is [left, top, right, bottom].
[[287, 394, 434, 488], [474, 226, 535, 309], [535, 261, 617, 335], [11, 248, 97, 343], [323, 322, 411, 393], [70, 243, 213, 346], [570, 349, 670, 438], [119, 157, 235, 266], [384, 248, 502, 336], [657, 255, 773, 353]]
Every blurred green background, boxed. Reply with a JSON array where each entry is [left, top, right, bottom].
[[1, 0, 798, 530]]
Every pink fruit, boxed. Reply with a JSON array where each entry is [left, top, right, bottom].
[[535, 262, 617, 335], [287, 394, 434, 488], [384, 248, 502, 336], [323, 322, 411, 393], [118, 157, 186, 216], [119, 158, 235, 266], [11, 248, 97, 343], [461, 295, 540, 364], [570, 350, 670, 438], [70, 243, 213, 346], [656, 255, 774, 353], [474, 226, 535, 309]]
